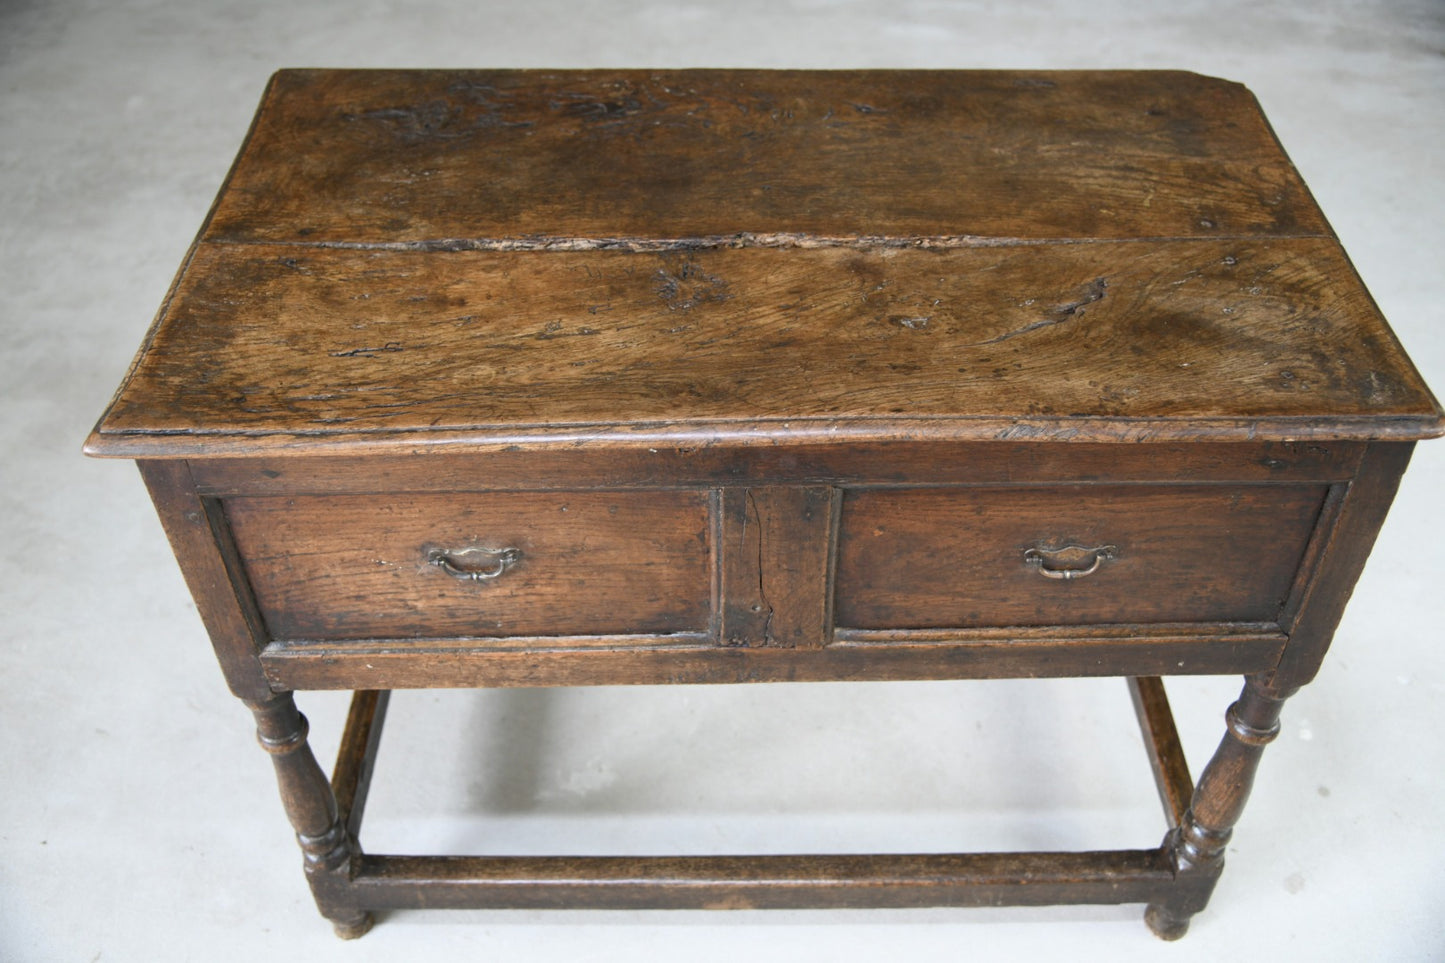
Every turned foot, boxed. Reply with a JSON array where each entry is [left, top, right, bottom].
[[246, 694, 365, 934], [1145, 903, 1190, 941], [331, 910, 374, 940], [1147, 675, 1296, 939]]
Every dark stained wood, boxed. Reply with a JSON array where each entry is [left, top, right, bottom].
[[186, 441, 1365, 496], [1127, 677, 1192, 828], [1146, 675, 1295, 939], [718, 487, 838, 648], [246, 693, 371, 938], [137, 460, 272, 700], [332, 690, 390, 841], [258, 627, 1288, 691], [1273, 442, 1414, 688], [204, 69, 1331, 246], [346, 850, 1176, 911], [90, 70, 1440, 939], [225, 490, 712, 640], [835, 484, 1326, 629], [1271, 482, 1350, 637], [88, 238, 1442, 456]]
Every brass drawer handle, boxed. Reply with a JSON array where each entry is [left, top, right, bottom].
[[426, 546, 522, 582], [1023, 544, 1118, 580]]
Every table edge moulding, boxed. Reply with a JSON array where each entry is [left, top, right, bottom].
[[85, 68, 1443, 940]]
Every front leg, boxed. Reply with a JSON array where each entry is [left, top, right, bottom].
[[1146, 674, 1296, 940], [246, 693, 372, 939]]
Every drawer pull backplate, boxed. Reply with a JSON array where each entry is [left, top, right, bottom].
[[426, 546, 522, 582], [1023, 544, 1118, 580]]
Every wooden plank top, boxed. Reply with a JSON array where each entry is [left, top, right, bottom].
[[88, 69, 1442, 456], [204, 69, 1330, 245]]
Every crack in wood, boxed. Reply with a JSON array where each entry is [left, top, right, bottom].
[[968, 278, 1108, 346], [208, 232, 1331, 254], [744, 489, 776, 644], [329, 342, 405, 358]]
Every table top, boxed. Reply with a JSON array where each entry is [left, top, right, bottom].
[[87, 69, 1442, 457]]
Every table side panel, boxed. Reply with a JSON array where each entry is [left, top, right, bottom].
[[1273, 440, 1415, 686], [137, 460, 274, 700]]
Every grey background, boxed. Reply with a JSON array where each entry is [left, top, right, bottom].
[[3, 1, 1442, 960]]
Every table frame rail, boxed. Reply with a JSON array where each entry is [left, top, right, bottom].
[[318, 677, 1220, 936]]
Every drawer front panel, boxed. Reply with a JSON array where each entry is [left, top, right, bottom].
[[226, 491, 712, 641], [835, 484, 1328, 630]]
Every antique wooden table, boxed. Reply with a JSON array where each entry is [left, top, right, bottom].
[[86, 69, 1441, 939]]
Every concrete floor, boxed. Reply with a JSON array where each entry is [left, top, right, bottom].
[[3, 1, 1444, 960]]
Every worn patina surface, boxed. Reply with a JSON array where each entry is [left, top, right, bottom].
[[88, 69, 1441, 455]]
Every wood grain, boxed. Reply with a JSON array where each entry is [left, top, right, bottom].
[[137, 460, 273, 700], [835, 484, 1327, 628], [1147, 675, 1295, 938], [203, 69, 1330, 245], [1273, 441, 1415, 687], [186, 442, 1365, 496], [86, 70, 1440, 937], [332, 689, 389, 840], [258, 626, 1289, 690], [225, 490, 712, 640], [345, 850, 1175, 911], [87, 68, 1442, 456], [89, 239, 1442, 454], [1128, 677, 1192, 828], [718, 487, 838, 648]]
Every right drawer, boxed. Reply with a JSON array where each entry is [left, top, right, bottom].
[[834, 484, 1329, 630]]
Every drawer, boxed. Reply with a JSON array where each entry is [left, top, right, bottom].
[[225, 491, 712, 641], [835, 484, 1328, 630]]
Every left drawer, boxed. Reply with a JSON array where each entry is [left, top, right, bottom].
[[225, 491, 713, 641]]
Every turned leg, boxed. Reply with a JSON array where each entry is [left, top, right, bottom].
[[1145, 674, 1297, 940], [246, 693, 372, 939]]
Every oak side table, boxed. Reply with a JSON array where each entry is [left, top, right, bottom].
[[86, 69, 1442, 939]]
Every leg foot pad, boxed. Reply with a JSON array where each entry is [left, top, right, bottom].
[[1145, 903, 1190, 941], [331, 911, 374, 940]]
